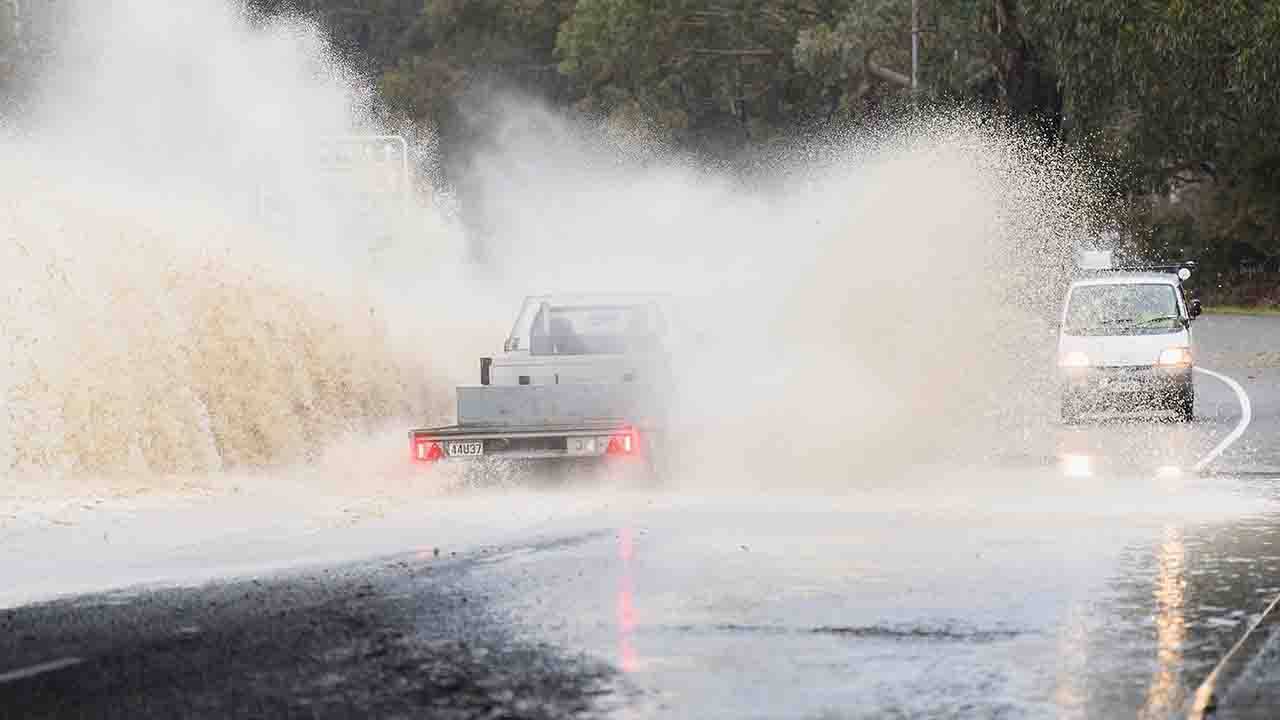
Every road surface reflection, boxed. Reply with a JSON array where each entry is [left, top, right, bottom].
[[1142, 526, 1187, 718], [618, 526, 639, 673]]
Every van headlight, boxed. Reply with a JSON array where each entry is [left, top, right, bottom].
[[1157, 347, 1192, 367], [1059, 351, 1091, 368]]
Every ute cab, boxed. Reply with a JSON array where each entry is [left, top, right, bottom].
[[1057, 253, 1202, 423], [492, 294, 671, 387]]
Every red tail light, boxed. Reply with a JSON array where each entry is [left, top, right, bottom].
[[412, 437, 444, 462], [606, 428, 640, 456]]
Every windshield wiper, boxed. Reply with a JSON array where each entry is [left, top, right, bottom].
[[1095, 316, 1180, 327]]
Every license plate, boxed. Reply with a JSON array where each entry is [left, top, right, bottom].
[[1103, 380, 1144, 393], [446, 441, 484, 457], [566, 436, 601, 456]]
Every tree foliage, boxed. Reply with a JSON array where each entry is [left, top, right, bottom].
[[555, 1, 852, 149], [5, 0, 1274, 270], [1027, 0, 1280, 262], [364, 0, 1280, 267]]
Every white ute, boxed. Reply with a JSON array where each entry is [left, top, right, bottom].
[[1057, 253, 1202, 423], [408, 294, 672, 480]]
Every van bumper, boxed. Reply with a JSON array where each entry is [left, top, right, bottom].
[[1061, 365, 1193, 405]]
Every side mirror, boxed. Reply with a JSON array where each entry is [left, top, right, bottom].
[[1189, 299, 1202, 319]]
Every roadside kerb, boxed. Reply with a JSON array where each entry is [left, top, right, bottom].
[[1189, 592, 1280, 719], [1187, 365, 1270, 719]]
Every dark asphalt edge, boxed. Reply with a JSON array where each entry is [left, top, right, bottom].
[[1187, 358, 1277, 719], [0, 540, 626, 720], [1188, 590, 1280, 718]]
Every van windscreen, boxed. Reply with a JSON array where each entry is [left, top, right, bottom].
[[1064, 283, 1181, 336]]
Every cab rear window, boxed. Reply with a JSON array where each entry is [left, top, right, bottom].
[[529, 305, 662, 355]]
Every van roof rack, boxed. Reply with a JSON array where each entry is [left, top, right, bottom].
[[1087, 261, 1196, 279]]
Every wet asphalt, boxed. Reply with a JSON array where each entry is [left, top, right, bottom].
[[2, 314, 1280, 719], [0, 551, 618, 719]]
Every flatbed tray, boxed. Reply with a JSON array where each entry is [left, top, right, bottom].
[[409, 421, 634, 440]]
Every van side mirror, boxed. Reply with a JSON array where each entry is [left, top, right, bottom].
[[1189, 299, 1202, 318]]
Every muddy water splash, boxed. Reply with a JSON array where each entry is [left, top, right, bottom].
[[455, 101, 1121, 487], [0, 0, 464, 479], [1, 2, 1122, 486]]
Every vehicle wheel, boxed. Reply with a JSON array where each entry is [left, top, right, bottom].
[[1177, 388, 1195, 422], [636, 434, 667, 488], [1060, 396, 1081, 425], [641, 454, 668, 488], [602, 458, 661, 488]]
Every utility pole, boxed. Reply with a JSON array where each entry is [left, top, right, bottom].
[[7, 0, 22, 48], [0, 0, 19, 85], [910, 0, 920, 98]]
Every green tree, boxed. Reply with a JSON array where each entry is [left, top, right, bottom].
[[557, 1, 850, 151], [556, 1, 1063, 152], [255, 0, 424, 67], [380, 1, 570, 123], [239, 0, 1280, 277], [1028, 0, 1280, 264], [792, 0, 1060, 123]]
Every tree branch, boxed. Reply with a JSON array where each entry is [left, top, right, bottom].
[[690, 48, 779, 57], [864, 48, 912, 88]]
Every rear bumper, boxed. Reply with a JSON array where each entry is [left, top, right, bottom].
[[408, 423, 647, 462], [1061, 365, 1192, 402]]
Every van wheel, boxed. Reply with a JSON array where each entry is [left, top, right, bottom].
[[1177, 389, 1195, 422], [1061, 396, 1081, 425]]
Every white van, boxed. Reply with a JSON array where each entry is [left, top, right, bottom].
[[1057, 263, 1202, 423]]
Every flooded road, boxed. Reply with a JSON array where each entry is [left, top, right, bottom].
[[461, 478, 1280, 718], [450, 315, 1280, 718], [3, 315, 1279, 719]]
